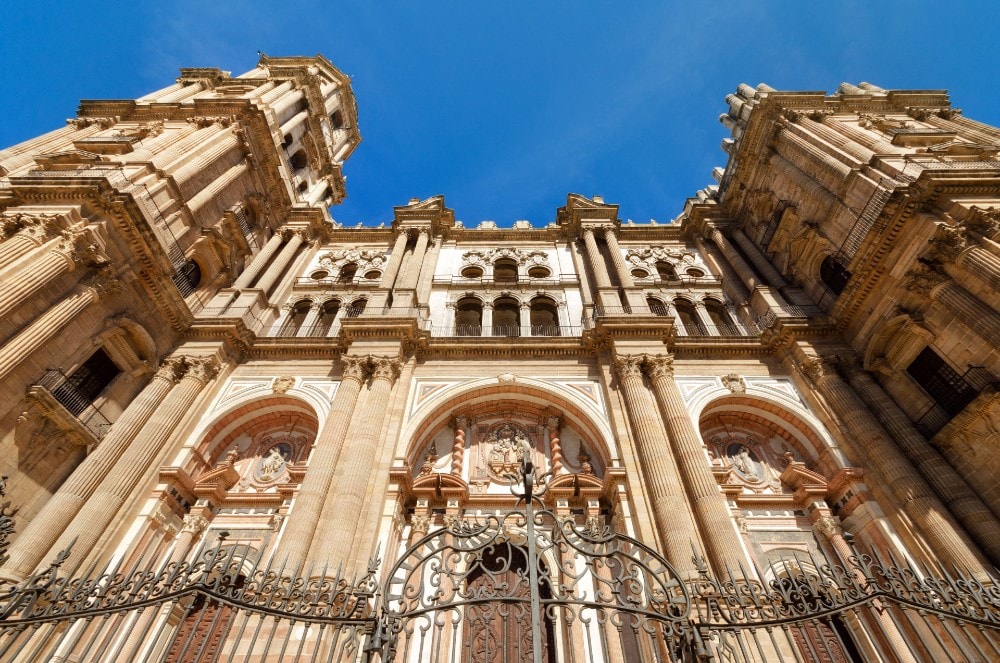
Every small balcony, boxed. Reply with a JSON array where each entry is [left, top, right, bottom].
[[30, 370, 114, 442]]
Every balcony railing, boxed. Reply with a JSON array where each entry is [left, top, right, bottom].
[[36, 370, 113, 440], [915, 366, 998, 437], [434, 325, 582, 338]]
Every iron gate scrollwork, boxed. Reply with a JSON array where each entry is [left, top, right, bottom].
[[373, 450, 695, 663]]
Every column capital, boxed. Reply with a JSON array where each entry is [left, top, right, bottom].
[[545, 415, 560, 429], [155, 356, 188, 383], [370, 355, 402, 385], [339, 354, 369, 383], [3, 212, 61, 243], [903, 263, 948, 295], [643, 353, 676, 381], [180, 514, 209, 537], [410, 514, 431, 535], [799, 354, 841, 384], [611, 353, 645, 381], [923, 225, 969, 264], [183, 356, 221, 383], [82, 264, 122, 299], [453, 415, 469, 429], [813, 515, 843, 541], [60, 227, 108, 270]]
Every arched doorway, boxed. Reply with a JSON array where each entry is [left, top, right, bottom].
[[492, 297, 520, 336]]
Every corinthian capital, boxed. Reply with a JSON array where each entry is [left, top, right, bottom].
[[642, 354, 676, 381], [184, 356, 221, 383], [155, 356, 188, 382], [340, 354, 369, 382], [611, 353, 645, 381], [82, 265, 121, 299], [180, 514, 209, 537], [370, 356, 402, 384], [813, 515, 842, 541], [903, 263, 948, 295], [2, 213, 61, 241], [799, 354, 839, 384], [60, 227, 108, 270]]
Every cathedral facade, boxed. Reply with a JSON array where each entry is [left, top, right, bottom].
[[0, 56, 998, 661]]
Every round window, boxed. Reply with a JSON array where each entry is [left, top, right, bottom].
[[311, 270, 329, 280], [686, 268, 705, 278], [461, 266, 484, 278], [527, 266, 551, 278], [631, 268, 649, 278], [364, 270, 382, 280]]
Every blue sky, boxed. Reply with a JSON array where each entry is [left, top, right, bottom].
[[3, 2, 998, 227]]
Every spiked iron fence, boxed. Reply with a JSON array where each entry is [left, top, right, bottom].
[[2, 464, 1000, 661]]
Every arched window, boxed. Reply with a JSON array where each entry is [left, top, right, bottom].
[[279, 300, 312, 337], [492, 297, 520, 336], [345, 298, 367, 318], [173, 258, 202, 297], [493, 259, 518, 283], [646, 297, 668, 317], [529, 297, 560, 336], [674, 298, 706, 335], [820, 255, 851, 295], [455, 297, 483, 336], [704, 299, 736, 334], [289, 149, 308, 171], [655, 261, 677, 281], [312, 299, 341, 337], [338, 263, 357, 283]]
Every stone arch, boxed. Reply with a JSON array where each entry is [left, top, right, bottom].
[[398, 378, 616, 473], [181, 394, 321, 475]]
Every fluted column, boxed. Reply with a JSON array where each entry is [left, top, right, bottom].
[[707, 227, 762, 291], [611, 354, 698, 574], [186, 162, 249, 217], [169, 513, 210, 566], [254, 230, 305, 295], [451, 416, 467, 476], [958, 245, 1000, 290], [0, 216, 61, 269], [547, 416, 563, 474], [0, 227, 99, 319], [172, 129, 240, 187], [0, 281, 107, 381], [48, 357, 220, 566], [602, 228, 634, 288], [644, 355, 747, 571], [907, 269, 1000, 348], [800, 356, 987, 572], [313, 356, 402, 566], [831, 120, 899, 154], [582, 228, 612, 289], [844, 362, 1000, 564], [800, 116, 875, 163], [232, 232, 284, 289], [279, 355, 367, 564], [693, 235, 751, 313], [378, 232, 409, 290], [396, 229, 429, 291], [0, 358, 185, 580], [731, 229, 789, 288]]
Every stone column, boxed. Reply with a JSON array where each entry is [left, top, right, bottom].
[[313, 356, 402, 567], [0, 216, 60, 269], [254, 230, 305, 295], [378, 232, 410, 291], [800, 355, 987, 572], [907, 267, 1000, 348], [48, 357, 219, 566], [602, 228, 634, 288], [186, 162, 249, 217], [451, 416, 467, 476], [520, 302, 532, 336], [416, 237, 443, 306], [644, 355, 747, 572], [279, 355, 367, 564], [547, 416, 563, 474], [0, 357, 185, 580], [0, 280, 108, 381], [830, 120, 899, 154], [395, 229, 429, 291], [232, 233, 284, 289], [732, 229, 789, 288], [582, 228, 612, 289], [844, 362, 1000, 564], [0, 227, 101, 320], [800, 116, 875, 163], [168, 513, 210, 566], [611, 354, 698, 575], [958, 245, 1000, 290], [706, 227, 763, 292]]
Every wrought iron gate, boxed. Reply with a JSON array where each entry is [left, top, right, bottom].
[[1, 454, 1000, 661]]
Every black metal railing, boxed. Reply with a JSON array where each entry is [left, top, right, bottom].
[[915, 365, 998, 437], [36, 370, 113, 440], [437, 324, 581, 338]]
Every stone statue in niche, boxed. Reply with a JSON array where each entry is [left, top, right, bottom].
[[486, 424, 529, 480], [577, 451, 594, 475], [420, 446, 438, 475], [727, 443, 764, 482], [256, 443, 291, 482]]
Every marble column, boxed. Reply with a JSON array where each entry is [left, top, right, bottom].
[[451, 416, 467, 476], [0, 357, 186, 580], [547, 416, 563, 474], [49, 357, 219, 566], [0, 281, 107, 381], [845, 362, 1000, 564], [602, 228, 635, 287], [706, 227, 763, 292], [279, 355, 367, 564], [313, 356, 402, 567], [644, 355, 747, 572], [801, 355, 987, 572], [582, 229, 612, 289], [254, 230, 305, 295], [232, 233, 284, 289], [611, 354, 698, 575]]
